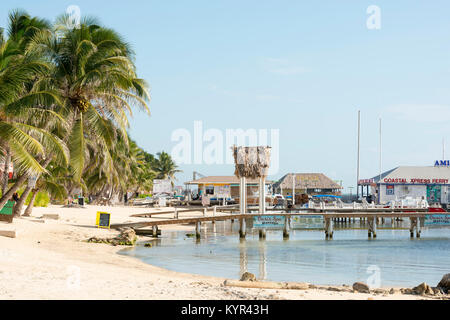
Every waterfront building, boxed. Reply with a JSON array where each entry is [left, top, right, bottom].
[[185, 175, 272, 204], [359, 162, 450, 207], [272, 173, 343, 198]]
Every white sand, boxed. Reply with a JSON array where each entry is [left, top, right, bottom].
[[0, 205, 433, 300]]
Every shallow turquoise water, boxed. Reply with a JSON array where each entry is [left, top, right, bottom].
[[119, 219, 450, 287]]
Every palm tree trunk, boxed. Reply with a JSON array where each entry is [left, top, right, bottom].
[[23, 189, 38, 217], [1, 145, 11, 196], [0, 173, 28, 210], [0, 156, 52, 210], [13, 185, 32, 216]]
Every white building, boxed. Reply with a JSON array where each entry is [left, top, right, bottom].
[[360, 163, 450, 206]]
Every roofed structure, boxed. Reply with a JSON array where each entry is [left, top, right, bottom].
[[273, 173, 343, 191]]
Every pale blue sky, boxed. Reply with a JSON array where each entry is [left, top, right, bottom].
[[2, 1, 450, 192]]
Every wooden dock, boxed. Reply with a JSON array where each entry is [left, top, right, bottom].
[[111, 207, 439, 240]]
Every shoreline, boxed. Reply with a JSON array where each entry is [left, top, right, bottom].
[[0, 205, 442, 300]]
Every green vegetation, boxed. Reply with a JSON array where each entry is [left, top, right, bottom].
[[0, 10, 180, 216]]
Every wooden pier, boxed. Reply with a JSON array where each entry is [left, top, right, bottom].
[[111, 207, 436, 240]]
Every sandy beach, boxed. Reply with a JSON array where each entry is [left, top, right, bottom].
[[0, 205, 440, 300]]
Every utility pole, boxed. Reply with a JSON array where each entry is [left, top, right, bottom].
[[356, 110, 361, 200], [292, 173, 296, 205], [379, 117, 382, 183]]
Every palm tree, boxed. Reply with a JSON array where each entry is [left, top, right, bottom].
[[153, 151, 181, 182], [23, 165, 67, 216], [1, 10, 154, 211], [27, 15, 151, 185], [0, 11, 67, 210]]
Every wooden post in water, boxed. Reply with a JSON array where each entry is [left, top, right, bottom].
[[371, 217, 377, 238], [283, 216, 290, 239], [239, 218, 246, 239], [212, 206, 216, 224], [409, 217, 416, 238], [416, 217, 422, 238], [195, 221, 201, 239], [325, 218, 333, 239], [152, 225, 159, 237], [259, 229, 266, 239]]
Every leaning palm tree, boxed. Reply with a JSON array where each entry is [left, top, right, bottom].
[[0, 11, 67, 210], [27, 14, 150, 186], [22, 164, 67, 216]]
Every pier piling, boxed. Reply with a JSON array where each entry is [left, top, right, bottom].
[[368, 217, 377, 238], [152, 225, 159, 237], [409, 217, 421, 238], [283, 216, 290, 239], [416, 217, 423, 238], [259, 229, 266, 239], [195, 221, 201, 239], [325, 218, 333, 239], [239, 218, 246, 239]]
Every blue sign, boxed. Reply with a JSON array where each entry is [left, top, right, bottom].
[[424, 214, 450, 226], [291, 215, 324, 229], [434, 160, 450, 167], [253, 215, 285, 229]]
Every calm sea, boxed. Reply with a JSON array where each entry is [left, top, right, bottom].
[[119, 219, 450, 287]]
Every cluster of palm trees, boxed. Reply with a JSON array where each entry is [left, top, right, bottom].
[[0, 10, 180, 216]]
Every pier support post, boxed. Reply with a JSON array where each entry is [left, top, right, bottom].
[[195, 221, 201, 239], [410, 217, 418, 238], [152, 225, 159, 237], [239, 218, 246, 239], [368, 217, 377, 238], [240, 177, 247, 215], [259, 176, 266, 214], [415, 217, 423, 238], [259, 229, 266, 239], [325, 218, 333, 239], [283, 216, 290, 239]]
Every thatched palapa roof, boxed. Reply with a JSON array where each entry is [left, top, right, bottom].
[[273, 173, 343, 190], [233, 146, 271, 179]]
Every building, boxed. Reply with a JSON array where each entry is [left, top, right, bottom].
[[185, 175, 272, 203], [272, 173, 343, 197], [359, 163, 450, 206]]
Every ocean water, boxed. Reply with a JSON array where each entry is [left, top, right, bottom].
[[119, 219, 450, 287]]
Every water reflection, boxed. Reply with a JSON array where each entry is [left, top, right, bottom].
[[239, 239, 247, 276], [120, 219, 450, 287], [258, 241, 266, 280]]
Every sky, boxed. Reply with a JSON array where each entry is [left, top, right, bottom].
[[1, 0, 450, 192]]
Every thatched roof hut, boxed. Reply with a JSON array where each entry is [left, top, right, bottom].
[[273, 173, 342, 194], [232, 146, 271, 178]]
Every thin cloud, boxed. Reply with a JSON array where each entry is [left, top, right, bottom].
[[261, 57, 306, 75], [385, 104, 450, 123]]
